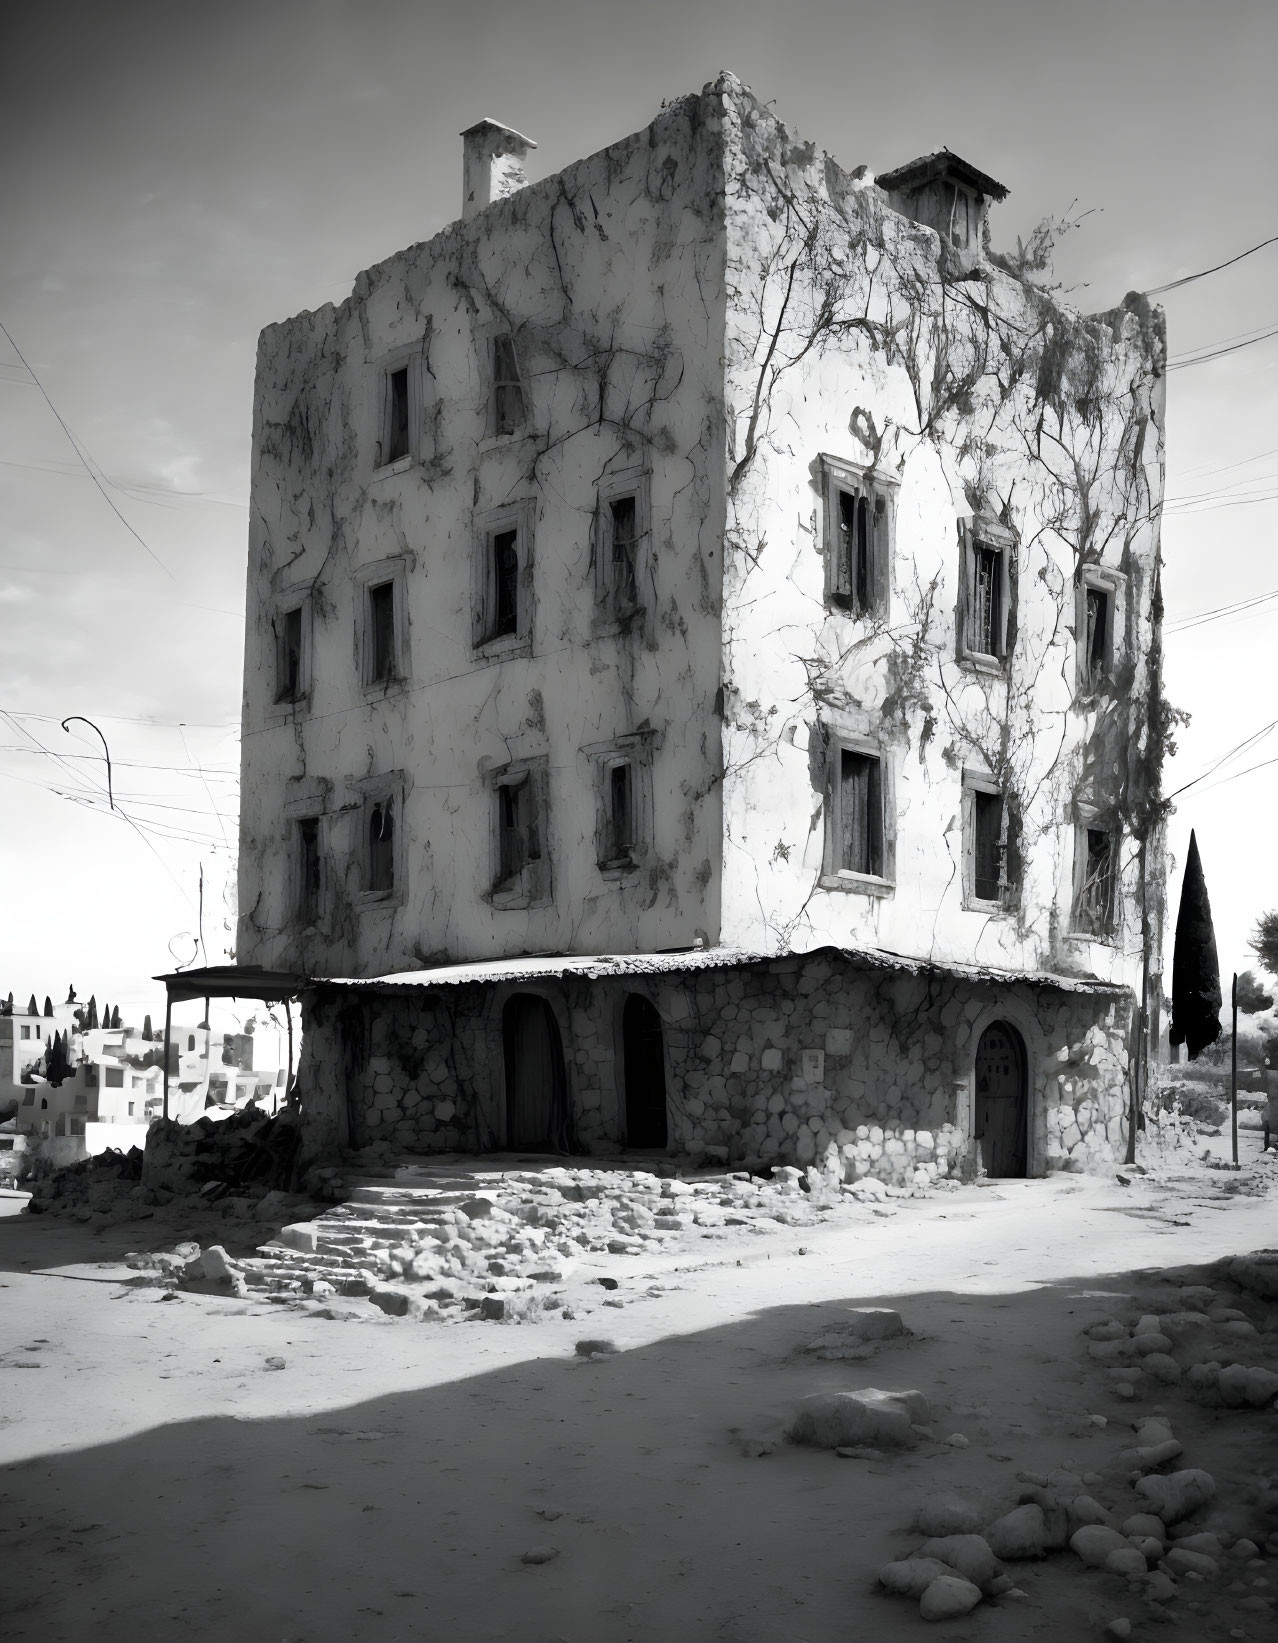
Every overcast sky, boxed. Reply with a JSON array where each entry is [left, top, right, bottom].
[[1, 0, 1274, 1027]]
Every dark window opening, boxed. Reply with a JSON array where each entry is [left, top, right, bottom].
[[275, 605, 303, 702], [385, 366, 410, 464], [834, 490, 869, 613], [971, 542, 1002, 656], [1076, 826, 1116, 934], [367, 581, 396, 683], [368, 798, 395, 895], [497, 777, 540, 888], [604, 762, 634, 865], [1084, 586, 1109, 688], [492, 530, 519, 637], [972, 790, 1004, 902], [298, 817, 321, 922], [838, 750, 883, 877], [492, 335, 525, 435], [609, 495, 638, 605], [187, 1035, 195, 1052]]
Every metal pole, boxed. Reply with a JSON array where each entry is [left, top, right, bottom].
[[1231, 972, 1239, 1166], [285, 1000, 294, 1107], [162, 994, 172, 1121]]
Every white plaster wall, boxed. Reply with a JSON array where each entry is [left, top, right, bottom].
[[715, 84, 1166, 999], [239, 91, 729, 978]]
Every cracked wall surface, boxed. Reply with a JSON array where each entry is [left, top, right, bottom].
[[713, 84, 1167, 1012], [239, 90, 731, 976]]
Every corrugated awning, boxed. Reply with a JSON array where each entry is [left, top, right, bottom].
[[152, 965, 309, 1005]]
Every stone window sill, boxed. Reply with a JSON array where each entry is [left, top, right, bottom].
[[957, 650, 1007, 677], [1065, 928, 1119, 949], [819, 872, 894, 899], [371, 455, 415, 482], [472, 633, 532, 666]]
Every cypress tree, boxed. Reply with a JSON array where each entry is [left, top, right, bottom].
[[142, 1014, 153, 1041], [26, 994, 38, 1017], [86, 995, 99, 1030], [101, 1002, 110, 1032], [1169, 830, 1223, 1060], [110, 1005, 121, 1029], [43, 996, 53, 1017]]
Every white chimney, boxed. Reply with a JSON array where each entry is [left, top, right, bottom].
[[461, 119, 537, 221]]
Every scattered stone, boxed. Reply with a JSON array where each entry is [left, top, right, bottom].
[[984, 1504, 1047, 1561], [1133, 1332, 1174, 1356], [918, 1575, 982, 1620], [842, 1307, 907, 1340], [1122, 1514, 1167, 1544], [199, 1245, 237, 1283], [1173, 1532, 1224, 1558], [479, 1297, 508, 1322], [1136, 1469, 1216, 1525], [1088, 1320, 1128, 1341], [1105, 1547, 1148, 1577], [946, 1434, 969, 1449], [915, 1535, 1001, 1591], [1186, 1361, 1221, 1389], [1118, 1438, 1183, 1472], [1106, 1620, 1132, 1639], [1232, 1539, 1260, 1561], [369, 1286, 411, 1317], [913, 1496, 986, 1538], [1217, 1364, 1278, 1408], [879, 1557, 961, 1597], [1140, 1570, 1179, 1604], [789, 1388, 930, 1451], [1164, 1548, 1220, 1580], [263, 1356, 286, 1371], [574, 1339, 618, 1357], [1228, 1253, 1278, 1300], [277, 1222, 319, 1253], [1069, 1526, 1130, 1567], [521, 1546, 559, 1565], [1142, 1353, 1182, 1385], [1067, 1496, 1114, 1530]]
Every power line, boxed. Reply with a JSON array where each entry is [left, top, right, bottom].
[[1164, 717, 1278, 803], [1167, 326, 1278, 371], [0, 319, 174, 578], [1166, 585, 1278, 634], [1144, 233, 1278, 296]]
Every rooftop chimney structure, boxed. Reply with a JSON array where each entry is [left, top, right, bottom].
[[461, 119, 537, 222]]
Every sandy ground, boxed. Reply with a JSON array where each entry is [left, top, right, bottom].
[[2, 1139, 1276, 1643]]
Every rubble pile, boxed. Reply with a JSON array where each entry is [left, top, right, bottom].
[[191, 1159, 923, 1317], [25, 1107, 314, 1228]]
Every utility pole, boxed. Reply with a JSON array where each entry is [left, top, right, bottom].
[[1231, 972, 1239, 1166]]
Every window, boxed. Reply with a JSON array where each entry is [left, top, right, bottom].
[[491, 333, 525, 436], [19, 1025, 29, 1040], [34, 1026, 41, 1040], [84, 1065, 97, 1088], [367, 796, 395, 897], [958, 518, 1017, 666], [187, 1035, 195, 1052], [127, 1102, 134, 1117], [822, 456, 894, 618], [296, 816, 322, 924], [367, 581, 397, 684], [963, 774, 1021, 911], [822, 735, 895, 892], [491, 759, 550, 907], [594, 473, 650, 617], [274, 603, 305, 704], [374, 351, 422, 471], [1075, 569, 1124, 695], [474, 504, 534, 652], [1072, 823, 1120, 937], [105, 1067, 124, 1088], [356, 560, 408, 688]]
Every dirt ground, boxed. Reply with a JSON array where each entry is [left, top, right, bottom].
[[2, 1138, 1276, 1643]]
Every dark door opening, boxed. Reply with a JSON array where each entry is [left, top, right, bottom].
[[503, 994, 570, 1152], [973, 1019, 1028, 1178], [622, 994, 668, 1149]]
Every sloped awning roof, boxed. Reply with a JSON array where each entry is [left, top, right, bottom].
[[311, 943, 1128, 998], [877, 149, 1010, 202], [152, 965, 309, 1005]]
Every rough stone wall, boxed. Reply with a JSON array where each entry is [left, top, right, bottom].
[[297, 953, 1131, 1181], [239, 89, 730, 978], [713, 79, 1168, 1003]]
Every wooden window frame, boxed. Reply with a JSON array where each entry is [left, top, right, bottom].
[[489, 757, 551, 909], [593, 469, 651, 623], [354, 558, 410, 694], [1075, 566, 1126, 697], [819, 730, 896, 896], [1070, 814, 1121, 940], [820, 454, 895, 620], [348, 772, 407, 910], [961, 769, 1021, 913], [473, 500, 535, 658], [372, 344, 425, 474], [488, 331, 527, 439], [583, 731, 656, 878], [291, 814, 324, 927], [957, 516, 1017, 671]]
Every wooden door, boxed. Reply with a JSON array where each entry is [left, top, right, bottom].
[[503, 994, 569, 1151], [973, 1021, 1027, 1178], [622, 994, 668, 1149]]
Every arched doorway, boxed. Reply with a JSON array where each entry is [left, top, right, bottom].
[[622, 994, 668, 1149], [503, 994, 570, 1152], [973, 1019, 1028, 1178]]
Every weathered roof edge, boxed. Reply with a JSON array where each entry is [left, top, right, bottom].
[[307, 944, 1129, 998], [877, 148, 1010, 202]]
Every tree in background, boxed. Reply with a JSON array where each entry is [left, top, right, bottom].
[[101, 1002, 110, 1032], [26, 994, 38, 1017], [42, 996, 53, 1017], [110, 1005, 121, 1029], [43, 1031, 74, 1088], [85, 995, 99, 1030], [1249, 912, 1278, 978], [1169, 830, 1223, 1061], [142, 1014, 154, 1040], [1236, 970, 1274, 1015]]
